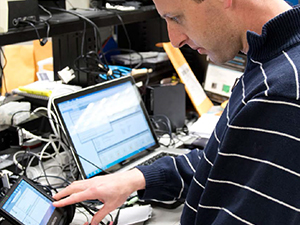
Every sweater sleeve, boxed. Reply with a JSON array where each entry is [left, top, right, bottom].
[[136, 148, 203, 201]]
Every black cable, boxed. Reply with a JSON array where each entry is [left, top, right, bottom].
[[31, 110, 63, 129], [73, 51, 109, 76], [44, 7, 112, 79], [30, 148, 56, 192], [31, 172, 109, 224], [77, 202, 106, 225], [81, 21, 87, 56], [65, 0, 75, 9], [75, 207, 90, 225], [40, 114, 111, 177], [102, 48, 144, 69], [13, 19, 48, 46], [76, 153, 111, 175], [112, 208, 121, 225], [99, 7, 132, 52], [111, 195, 138, 225], [0, 47, 8, 98], [47, 121, 111, 176], [95, 6, 140, 76], [33, 175, 71, 186], [44, 6, 109, 67], [114, 13, 131, 51], [38, 4, 53, 42], [10, 110, 30, 126], [39, 4, 53, 21], [150, 114, 174, 147]]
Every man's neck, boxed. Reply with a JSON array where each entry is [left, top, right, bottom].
[[237, 0, 293, 54]]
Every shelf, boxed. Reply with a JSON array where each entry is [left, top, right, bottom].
[[0, 5, 160, 46]]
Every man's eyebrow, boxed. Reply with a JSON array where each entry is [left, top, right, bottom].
[[161, 13, 171, 19]]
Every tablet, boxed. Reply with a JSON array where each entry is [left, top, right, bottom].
[[0, 176, 69, 225]]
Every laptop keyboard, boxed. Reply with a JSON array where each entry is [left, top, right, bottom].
[[138, 152, 178, 166]]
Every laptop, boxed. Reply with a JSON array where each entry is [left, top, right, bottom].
[[52, 75, 188, 179], [203, 53, 246, 103]]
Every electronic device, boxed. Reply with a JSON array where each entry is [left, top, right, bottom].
[[203, 53, 246, 103], [0, 176, 75, 225], [38, 0, 66, 10], [145, 83, 186, 132], [52, 75, 188, 179], [0, 126, 19, 151], [8, 0, 39, 28], [285, 0, 298, 6]]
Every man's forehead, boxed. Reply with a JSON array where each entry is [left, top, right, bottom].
[[154, 0, 183, 17]]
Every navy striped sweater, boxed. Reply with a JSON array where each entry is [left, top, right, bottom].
[[137, 5, 300, 225]]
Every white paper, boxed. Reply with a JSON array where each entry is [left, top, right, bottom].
[[189, 113, 220, 139], [177, 63, 207, 106], [111, 204, 152, 225]]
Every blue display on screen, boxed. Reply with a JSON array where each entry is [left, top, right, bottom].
[[2, 180, 55, 225], [57, 80, 156, 178], [286, 0, 298, 5]]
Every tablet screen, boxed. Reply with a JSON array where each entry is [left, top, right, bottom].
[[0, 178, 61, 225]]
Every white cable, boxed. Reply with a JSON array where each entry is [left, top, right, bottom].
[[20, 129, 61, 156], [32, 106, 60, 136], [39, 141, 61, 166], [13, 151, 40, 170], [26, 152, 50, 178], [47, 96, 60, 138], [21, 128, 56, 143], [34, 103, 75, 178]]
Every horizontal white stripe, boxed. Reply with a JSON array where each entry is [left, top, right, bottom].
[[185, 200, 197, 213], [199, 204, 255, 225], [209, 178, 300, 213], [172, 157, 184, 199], [219, 152, 300, 178], [248, 98, 300, 109], [241, 75, 247, 105], [193, 176, 205, 189], [203, 151, 213, 166], [196, 149, 202, 160], [183, 154, 196, 173], [283, 51, 299, 100], [214, 129, 220, 143], [251, 59, 269, 97], [228, 124, 300, 142]]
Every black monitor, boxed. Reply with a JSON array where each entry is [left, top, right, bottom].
[[38, 0, 66, 9]]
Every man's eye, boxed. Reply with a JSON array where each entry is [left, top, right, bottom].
[[171, 17, 180, 24]]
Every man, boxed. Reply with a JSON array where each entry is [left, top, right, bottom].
[[53, 0, 300, 224]]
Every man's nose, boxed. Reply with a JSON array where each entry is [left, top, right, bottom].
[[167, 25, 187, 48]]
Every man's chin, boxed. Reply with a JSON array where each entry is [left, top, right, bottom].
[[206, 54, 234, 65]]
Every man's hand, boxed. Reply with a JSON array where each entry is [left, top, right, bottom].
[[52, 168, 146, 225]]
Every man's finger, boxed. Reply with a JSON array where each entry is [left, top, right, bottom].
[[90, 205, 113, 225], [53, 188, 98, 207], [53, 180, 88, 200]]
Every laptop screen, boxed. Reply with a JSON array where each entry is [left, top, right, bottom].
[[52, 76, 159, 178]]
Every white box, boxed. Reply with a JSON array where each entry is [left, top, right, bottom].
[[0, 0, 8, 33], [66, 0, 90, 10]]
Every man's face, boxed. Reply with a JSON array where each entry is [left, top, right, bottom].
[[153, 0, 243, 64]]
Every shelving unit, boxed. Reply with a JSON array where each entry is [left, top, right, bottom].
[[0, 5, 173, 87], [0, 5, 160, 46]]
